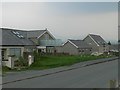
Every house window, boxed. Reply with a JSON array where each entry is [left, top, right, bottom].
[[9, 48, 21, 57], [82, 50, 84, 52], [79, 49, 81, 52]]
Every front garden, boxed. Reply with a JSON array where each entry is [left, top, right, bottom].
[[2, 52, 114, 73], [29, 54, 112, 70]]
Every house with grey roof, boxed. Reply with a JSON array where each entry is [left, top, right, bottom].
[[1, 28, 36, 68], [27, 29, 62, 53], [61, 39, 92, 55], [83, 34, 109, 54], [1, 28, 62, 68]]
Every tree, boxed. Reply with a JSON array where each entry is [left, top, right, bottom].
[[118, 40, 120, 43], [108, 41, 111, 45]]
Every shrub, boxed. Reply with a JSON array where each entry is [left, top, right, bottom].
[[33, 50, 41, 62], [17, 56, 28, 67], [2, 66, 11, 72]]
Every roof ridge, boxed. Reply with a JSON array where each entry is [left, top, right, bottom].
[[89, 33, 100, 36], [1, 28, 47, 32], [28, 30, 47, 32], [1, 28, 27, 32], [69, 39, 83, 41]]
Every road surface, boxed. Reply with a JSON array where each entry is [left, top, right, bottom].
[[3, 59, 118, 88]]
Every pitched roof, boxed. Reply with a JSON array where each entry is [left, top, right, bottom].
[[1, 28, 35, 46], [26, 29, 55, 39], [68, 39, 91, 49], [88, 34, 107, 46], [1, 28, 55, 46], [26, 30, 47, 38]]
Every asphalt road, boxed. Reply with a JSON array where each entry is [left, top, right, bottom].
[[2, 59, 118, 88]]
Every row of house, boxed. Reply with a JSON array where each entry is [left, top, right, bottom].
[[51, 34, 110, 55], [0, 28, 118, 68], [47, 34, 111, 55]]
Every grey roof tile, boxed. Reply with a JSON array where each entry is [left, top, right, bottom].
[[69, 39, 91, 49], [89, 34, 107, 45], [1, 28, 35, 46], [27, 30, 46, 38]]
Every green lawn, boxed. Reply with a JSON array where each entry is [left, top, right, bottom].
[[2, 54, 112, 73], [29, 55, 111, 70]]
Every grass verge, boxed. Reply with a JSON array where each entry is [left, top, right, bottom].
[[29, 55, 111, 70], [2, 55, 113, 73]]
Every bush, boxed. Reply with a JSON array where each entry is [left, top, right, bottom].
[[113, 52, 119, 56], [17, 56, 28, 67], [2, 66, 11, 72], [33, 50, 41, 62]]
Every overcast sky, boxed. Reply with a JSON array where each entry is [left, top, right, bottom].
[[2, 2, 118, 43]]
